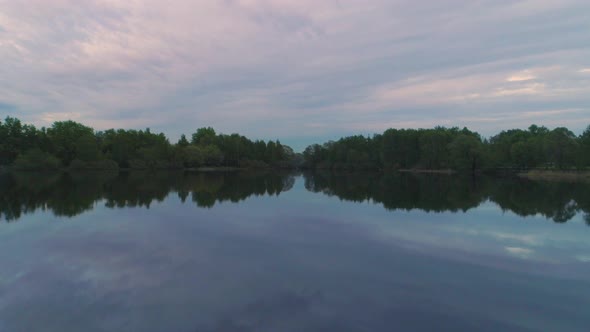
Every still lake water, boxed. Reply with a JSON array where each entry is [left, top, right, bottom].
[[1, 171, 589, 331]]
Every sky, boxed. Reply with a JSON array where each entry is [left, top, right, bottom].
[[1, 0, 589, 151]]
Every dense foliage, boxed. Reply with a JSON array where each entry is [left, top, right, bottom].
[[0, 117, 296, 169], [303, 125, 590, 171], [1, 117, 589, 171]]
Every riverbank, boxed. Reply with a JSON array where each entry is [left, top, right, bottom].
[[518, 170, 590, 182], [5, 165, 293, 173], [397, 169, 456, 175], [188, 167, 242, 172]]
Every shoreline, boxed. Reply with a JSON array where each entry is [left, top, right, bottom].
[[397, 169, 456, 175], [4, 167, 590, 183], [4, 166, 288, 173], [517, 170, 590, 182]]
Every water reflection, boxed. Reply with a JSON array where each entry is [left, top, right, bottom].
[[1, 171, 590, 332], [1, 170, 589, 224], [304, 171, 590, 224], [0, 171, 295, 222]]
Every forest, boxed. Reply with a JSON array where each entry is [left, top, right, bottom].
[[302, 125, 590, 172], [1, 116, 589, 172], [0, 117, 297, 170]]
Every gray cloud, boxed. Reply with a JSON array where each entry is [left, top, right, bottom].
[[1, 0, 589, 150], [0, 102, 16, 111]]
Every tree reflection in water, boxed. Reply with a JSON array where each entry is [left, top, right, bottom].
[[0, 171, 295, 222], [1, 170, 589, 224]]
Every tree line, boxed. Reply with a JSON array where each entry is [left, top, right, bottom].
[[302, 125, 590, 171], [0, 117, 297, 170], [1, 116, 589, 172]]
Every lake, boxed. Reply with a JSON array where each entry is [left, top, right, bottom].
[[1, 171, 589, 332]]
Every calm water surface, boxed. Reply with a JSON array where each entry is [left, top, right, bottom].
[[0, 171, 589, 332]]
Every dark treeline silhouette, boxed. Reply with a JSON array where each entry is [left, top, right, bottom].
[[303, 171, 590, 224], [303, 125, 590, 171], [1, 171, 589, 224], [0, 171, 295, 221], [3, 117, 590, 172], [0, 117, 298, 170]]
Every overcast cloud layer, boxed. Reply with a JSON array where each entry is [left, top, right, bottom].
[[1, 0, 589, 150]]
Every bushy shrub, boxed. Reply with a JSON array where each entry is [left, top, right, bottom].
[[13, 149, 61, 170], [92, 159, 119, 170], [69, 159, 119, 170], [69, 159, 87, 170], [239, 159, 269, 169], [128, 159, 147, 169]]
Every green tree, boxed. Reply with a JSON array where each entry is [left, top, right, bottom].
[[177, 134, 189, 147], [13, 149, 60, 170], [0, 117, 29, 164], [545, 127, 577, 169], [578, 125, 590, 168], [448, 133, 484, 173], [510, 141, 534, 169], [184, 146, 204, 167], [192, 127, 216, 146], [47, 121, 96, 166], [203, 145, 223, 165], [418, 128, 454, 169], [75, 135, 100, 162]]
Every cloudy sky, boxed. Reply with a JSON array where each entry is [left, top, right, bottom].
[[1, 0, 589, 150]]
